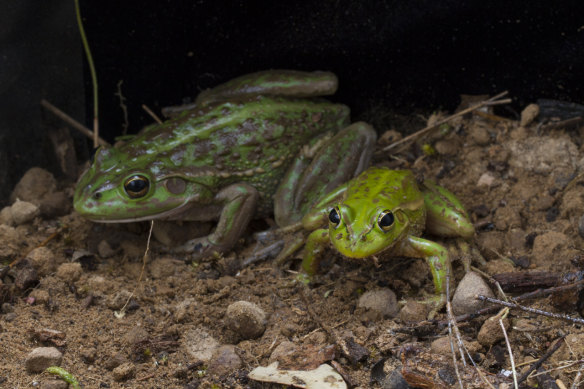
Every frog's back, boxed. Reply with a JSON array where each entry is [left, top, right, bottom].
[[345, 168, 423, 208], [119, 96, 350, 213]]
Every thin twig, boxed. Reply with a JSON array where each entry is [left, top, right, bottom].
[[446, 277, 465, 389], [382, 91, 511, 151], [517, 336, 565, 384], [571, 362, 584, 389], [74, 0, 99, 147], [142, 104, 163, 124], [115, 220, 154, 318], [477, 295, 584, 325], [499, 309, 518, 389], [40, 100, 109, 146]]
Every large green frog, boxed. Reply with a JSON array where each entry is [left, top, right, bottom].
[[74, 70, 377, 259], [300, 167, 475, 317]]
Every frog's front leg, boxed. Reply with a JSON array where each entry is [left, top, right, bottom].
[[173, 183, 258, 259], [301, 228, 331, 275], [400, 236, 453, 318]]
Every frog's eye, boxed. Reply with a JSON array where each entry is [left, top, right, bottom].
[[378, 210, 394, 231], [124, 175, 150, 199], [328, 207, 341, 227]]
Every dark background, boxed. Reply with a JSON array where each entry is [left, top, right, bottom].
[[1, 0, 583, 205]]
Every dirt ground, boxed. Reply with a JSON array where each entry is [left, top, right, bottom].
[[1, 98, 584, 388]]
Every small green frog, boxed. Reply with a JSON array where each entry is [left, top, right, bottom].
[[300, 167, 475, 317], [74, 70, 376, 259]]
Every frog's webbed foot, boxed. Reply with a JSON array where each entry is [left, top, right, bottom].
[[449, 239, 487, 273], [172, 237, 226, 261], [417, 293, 447, 320]]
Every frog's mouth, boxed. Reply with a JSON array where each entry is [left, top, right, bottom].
[[81, 199, 194, 223]]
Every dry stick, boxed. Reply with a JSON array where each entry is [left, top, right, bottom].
[[517, 336, 565, 385], [499, 309, 519, 389], [477, 295, 584, 325], [445, 278, 465, 389], [40, 99, 109, 146], [142, 104, 163, 124], [115, 220, 154, 318], [382, 91, 511, 152], [571, 362, 584, 389]]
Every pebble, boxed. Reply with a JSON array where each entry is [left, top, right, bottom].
[[399, 300, 428, 323], [520, 103, 540, 127], [10, 167, 57, 203], [26, 246, 57, 277], [81, 347, 97, 364], [0, 206, 14, 225], [97, 240, 116, 258], [225, 301, 267, 339], [10, 200, 40, 225], [183, 326, 220, 361], [477, 313, 510, 346], [56, 262, 83, 282], [357, 288, 399, 320], [112, 362, 135, 381], [25, 347, 63, 373], [207, 345, 242, 377], [104, 352, 128, 371], [469, 123, 491, 145], [107, 290, 133, 310], [452, 271, 494, 315]]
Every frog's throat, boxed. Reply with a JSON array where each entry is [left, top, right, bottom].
[[85, 199, 194, 223]]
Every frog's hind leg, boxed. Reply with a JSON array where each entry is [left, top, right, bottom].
[[274, 122, 377, 226], [421, 180, 475, 240]]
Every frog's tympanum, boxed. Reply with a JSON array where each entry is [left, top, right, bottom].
[[300, 167, 475, 317], [74, 70, 377, 259]]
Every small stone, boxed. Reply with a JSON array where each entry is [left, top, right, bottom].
[[112, 362, 135, 381], [0, 206, 14, 225], [207, 345, 242, 377], [338, 332, 369, 364], [81, 347, 97, 364], [1, 302, 14, 313], [452, 272, 494, 315], [399, 300, 428, 323], [430, 337, 454, 355], [477, 172, 496, 187], [122, 326, 149, 346], [520, 103, 539, 127], [10, 200, 40, 225], [56, 262, 83, 282], [183, 326, 220, 362], [97, 240, 116, 258], [3, 312, 16, 322], [26, 246, 57, 277], [25, 347, 63, 373], [225, 301, 267, 339], [269, 341, 299, 365], [107, 290, 133, 310], [10, 167, 57, 203], [357, 288, 398, 320], [38, 191, 71, 218], [434, 138, 460, 156], [477, 313, 510, 346], [104, 352, 128, 371], [29, 289, 50, 305], [469, 123, 491, 145], [174, 298, 194, 323]]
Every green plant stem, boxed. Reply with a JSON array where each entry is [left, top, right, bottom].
[[74, 0, 99, 148]]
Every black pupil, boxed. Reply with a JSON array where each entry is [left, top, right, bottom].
[[379, 212, 394, 228], [328, 208, 340, 224], [126, 177, 147, 193]]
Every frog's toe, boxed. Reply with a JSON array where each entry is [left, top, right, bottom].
[[418, 294, 447, 320]]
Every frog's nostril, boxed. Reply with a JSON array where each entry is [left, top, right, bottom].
[[93, 192, 102, 200]]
